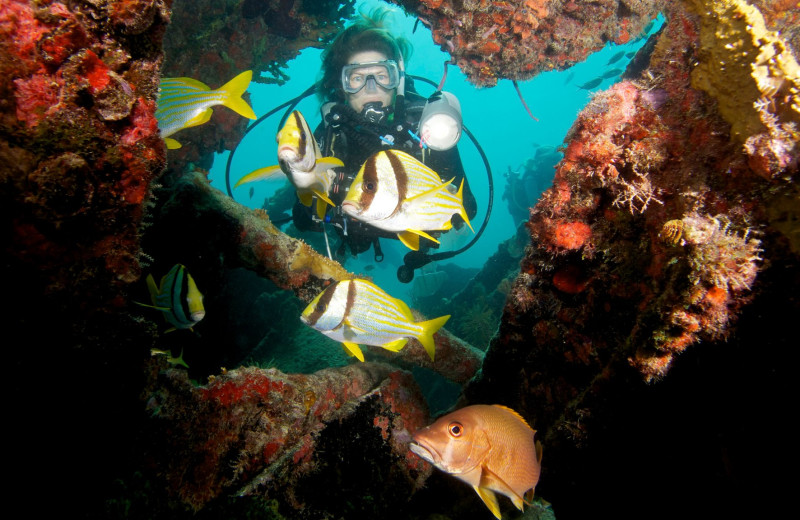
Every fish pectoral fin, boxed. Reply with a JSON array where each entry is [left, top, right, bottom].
[[397, 230, 440, 250], [297, 191, 314, 207], [185, 108, 213, 129], [316, 156, 344, 169], [343, 318, 367, 335], [312, 189, 335, 208], [382, 338, 408, 352], [133, 301, 171, 312], [234, 165, 283, 187], [480, 466, 526, 512], [397, 231, 420, 251], [472, 486, 502, 520], [341, 342, 365, 362], [524, 489, 536, 507], [146, 274, 160, 305], [408, 229, 440, 244], [164, 138, 182, 149]]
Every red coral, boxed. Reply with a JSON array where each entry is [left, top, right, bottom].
[[13, 74, 61, 128], [82, 50, 111, 94], [121, 97, 159, 146], [107, 0, 157, 35], [553, 221, 592, 250], [0, 1, 49, 69]]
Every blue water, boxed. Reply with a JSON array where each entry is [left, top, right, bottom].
[[209, 1, 662, 302]]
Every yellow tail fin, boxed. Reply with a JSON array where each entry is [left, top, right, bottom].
[[219, 70, 256, 120], [415, 314, 450, 361]]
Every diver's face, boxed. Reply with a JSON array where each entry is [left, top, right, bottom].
[[345, 50, 395, 113]]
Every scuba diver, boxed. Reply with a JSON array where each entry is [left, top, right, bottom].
[[292, 8, 478, 262], [503, 145, 562, 224]]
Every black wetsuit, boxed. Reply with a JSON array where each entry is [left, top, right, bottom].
[[293, 91, 477, 261]]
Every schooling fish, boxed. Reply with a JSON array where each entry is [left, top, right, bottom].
[[606, 50, 626, 65], [139, 264, 206, 332], [300, 278, 449, 361], [235, 110, 343, 219], [156, 70, 256, 150], [577, 77, 603, 90], [601, 68, 623, 79], [410, 404, 543, 520], [342, 150, 473, 251]]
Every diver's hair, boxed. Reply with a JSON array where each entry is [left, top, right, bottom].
[[318, 5, 412, 103]]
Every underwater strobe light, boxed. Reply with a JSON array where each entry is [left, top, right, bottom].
[[418, 91, 462, 151]]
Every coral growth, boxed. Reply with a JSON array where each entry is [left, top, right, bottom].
[[631, 213, 763, 376], [469, 0, 796, 489], [2, 1, 168, 303], [2, 0, 169, 514], [390, 0, 665, 86], [143, 362, 431, 515]]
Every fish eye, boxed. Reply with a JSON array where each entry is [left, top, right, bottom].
[[448, 421, 463, 437], [363, 181, 376, 193]]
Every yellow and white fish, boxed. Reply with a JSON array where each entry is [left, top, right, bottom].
[[300, 278, 449, 361], [342, 150, 473, 251], [410, 404, 543, 519], [156, 70, 257, 150], [234, 110, 343, 219], [138, 264, 205, 332]]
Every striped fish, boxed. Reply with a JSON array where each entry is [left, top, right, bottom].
[[342, 150, 473, 251], [142, 264, 205, 332], [234, 110, 343, 219], [156, 70, 256, 150], [300, 278, 450, 361]]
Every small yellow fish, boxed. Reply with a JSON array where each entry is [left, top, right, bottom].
[[410, 404, 543, 519], [342, 150, 473, 251], [156, 70, 257, 150], [138, 264, 205, 332], [150, 348, 189, 368], [235, 110, 343, 219], [300, 278, 449, 361]]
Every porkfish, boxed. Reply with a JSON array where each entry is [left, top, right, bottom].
[[342, 150, 473, 251], [156, 70, 257, 150], [410, 404, 543, 520], [300, 278, 449, 361], [139, 264, 206, 332], [235, 110, 344, 219]]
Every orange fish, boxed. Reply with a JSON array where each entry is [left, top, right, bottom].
[[409, 404, 542, 519]]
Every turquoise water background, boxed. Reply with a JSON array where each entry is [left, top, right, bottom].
[[209, 0, 661, 301]]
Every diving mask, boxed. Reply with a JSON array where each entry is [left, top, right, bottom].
[[341, 60, 402, 94]]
